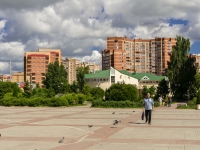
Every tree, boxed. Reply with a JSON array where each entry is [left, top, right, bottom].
[[0, 82, 21, 99], [23, 80, 31, 98], [142, 86, 149, 98], [142, 85, 157, 98], [82, 84, 92, 95], [43, 61, 68, 94], [155, 79, 169, 99], [76, 66, 89, 92], [90, 87, 104, 100], [167, 36, 197, 100], [105, 84, 138, 101], [70, 81, 79, 93]]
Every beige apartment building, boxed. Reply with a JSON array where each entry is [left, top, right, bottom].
[[12, 72, 27, 83], [192, 54, 200, 72], [80, 62, 100, 73], [24, 49, 62, 87], [102, 37, 176, 75], [63, 58, 101, 84], [62, 58, 80, 84]]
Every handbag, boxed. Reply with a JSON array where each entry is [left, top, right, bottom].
[[141, 111, 144, 120]]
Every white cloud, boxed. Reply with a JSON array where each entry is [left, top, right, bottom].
[[80, 50, 101, 64], [0, 20, 7, 30], [74, 48, 83, 53], [1, 0, 200, 74]]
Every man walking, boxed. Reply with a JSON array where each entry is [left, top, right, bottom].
[[143, 93, 154, 125]]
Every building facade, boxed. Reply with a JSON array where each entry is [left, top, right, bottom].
[[84, 67, 139, 90], [24, 49, 62, 87], [12, 72, 26, 83], [62, 58, 80, 84], [0, 75, 10, 82], [62, 58, 101, 84], [192, 54, 200, 72], [80, 62, 100, 73], [102, 37, 176, 75]]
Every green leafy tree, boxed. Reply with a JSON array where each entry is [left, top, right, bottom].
[[0, 82, 21, 99], [82, 84, 92, 95], [76, 66, 89, 92], [155, 79, 169, 99], [142, 85, 157, 98], [70, 81, 79, 93], [196, 90, 200, 104], [12, 83, 22, 98], [167, 36, 197, 100], [43, 61, 68, 94], [90, 87, 104, 100], [23, 80, 31, 98], [105, 84, 138, 101], [142, 86, 149, 98]]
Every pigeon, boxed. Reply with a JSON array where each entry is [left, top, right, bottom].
[[88, 125, 93, 127], [112, 112, 115, 114], [59, 137, 64, 143], [113, 120, 121, 125]]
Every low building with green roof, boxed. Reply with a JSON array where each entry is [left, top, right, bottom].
[[84, 67, 166, 91], [84, 67, 138, 90], [119, 70, 166, 90]]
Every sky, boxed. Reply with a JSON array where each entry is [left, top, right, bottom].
[[0, 0, 200, 74]]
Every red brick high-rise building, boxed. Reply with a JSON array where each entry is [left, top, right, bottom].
[[24, 49, 62, 87], [102, 37, 176, 75]]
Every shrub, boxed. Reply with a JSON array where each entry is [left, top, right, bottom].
[[196, 90, 200, 105], [105, 84, 138, 102], [90, 87, 104, 100], [77, 94, 86, 104], [92, 100, 142, 108]]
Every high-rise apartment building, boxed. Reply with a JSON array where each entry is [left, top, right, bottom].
[[62, 58, 101, 84], [24, 49, 62, 86], [62, 58, 80, 84], [102, 37, 176, 75]]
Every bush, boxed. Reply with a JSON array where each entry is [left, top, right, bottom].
[[105, 84, 138, 102], [90, 87, 104, 100], [77, 94, 86, 104], [196, 90, 200, 104], [92, 100, 142, 108]]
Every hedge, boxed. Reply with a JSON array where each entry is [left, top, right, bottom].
[[0, 94, 86, 107], [92, 100, 159, 108]]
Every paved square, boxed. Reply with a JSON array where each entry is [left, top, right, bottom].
[[0, 104, 200, 150]]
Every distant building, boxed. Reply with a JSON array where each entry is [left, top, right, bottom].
[[84, 67, 165, 91], [12, 72, 26, 83], [62, 58, 101, 84], [192, 54, 200, 72], [62, 58, 80, 84], [84, 67, 138, 90], [102, 37, 176, 75], [24, 49, 62, 87], [0, 75, 10, 82], [80, 62, 100, 74]]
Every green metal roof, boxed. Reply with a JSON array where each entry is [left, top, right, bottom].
[[119, 70, 165, 81], [84, 69, 165, 81], [84, 70, 110, 78]]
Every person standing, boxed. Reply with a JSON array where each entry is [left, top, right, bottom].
[[158, 95, 163, 107], [143, 93, 154, 125]]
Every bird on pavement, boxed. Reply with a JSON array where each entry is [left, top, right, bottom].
[[88, 125, 93, 127], [112, 112, 115, 114], [59, 137, 64, 143], [113, 120, 121, 125]]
